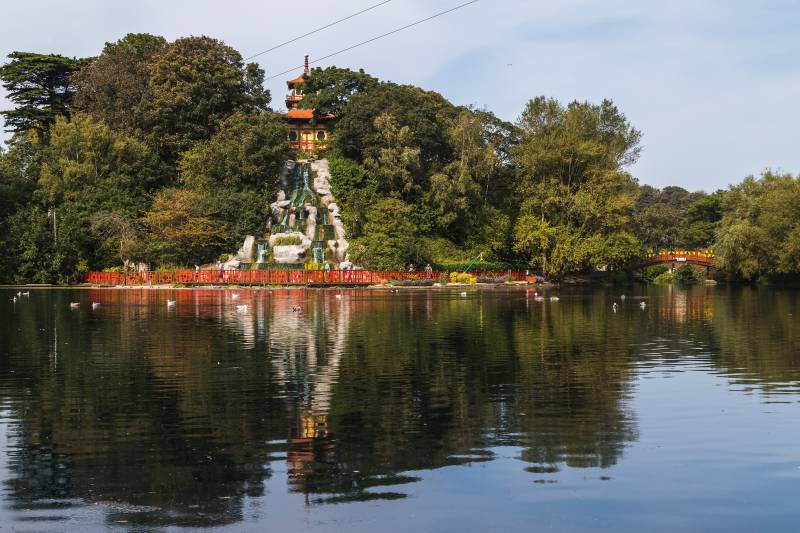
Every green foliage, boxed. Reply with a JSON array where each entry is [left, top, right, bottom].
[[349, 198, 420, 270], [714, 171, 800, 281], [673, 265, 699, 285], [642, 264, 670, 282], [298, 66, 378, 117], [72, 33, 167, 131], [0, 51, 84, 134], [652, 271, 674, 284], [272, 235, 302, 246], [511, 97, 643, 277], [139, 36, 269, 160]]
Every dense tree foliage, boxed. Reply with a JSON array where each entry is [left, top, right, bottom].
[[0, 33, 795, 283], [0, 52, 84, 134]]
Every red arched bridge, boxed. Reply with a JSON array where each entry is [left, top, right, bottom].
[[633, 250, 716, 270]]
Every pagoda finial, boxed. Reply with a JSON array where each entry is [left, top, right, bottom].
[[304, 54, 309, 75]]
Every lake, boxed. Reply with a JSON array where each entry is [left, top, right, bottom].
[[1, 285, 799, 532]]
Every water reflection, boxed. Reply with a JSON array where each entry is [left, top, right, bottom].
[[0, 286, 799, 529]]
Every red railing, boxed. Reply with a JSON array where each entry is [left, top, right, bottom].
[[83, 270, 529, 286], [637, 250, 716, 268]]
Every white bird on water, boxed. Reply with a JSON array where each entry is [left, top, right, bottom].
[[335, 294, 343, 300], [92, 302, 101, 310], [69, 302, 80, 309], [22, 291, 29, 297], [612, 302, 618, 313], [640, 301, 647, 310], [550, 296, 560, 302], [534, 295, 545, 302], [460, 291, 467, 297], [620, 294, 626, 301], [231, 293, 240, 300], [166, 300, 176, 308], [11, 296, 17, 303], [236, 304, 248, 313]]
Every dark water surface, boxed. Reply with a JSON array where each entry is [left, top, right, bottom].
[[1, 285, 799, 532]]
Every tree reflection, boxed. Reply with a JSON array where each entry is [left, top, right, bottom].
[[1, 285, 799, 527]]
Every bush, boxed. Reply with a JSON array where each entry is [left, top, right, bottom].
[[390, 278, 434, 287], [643, 264, 670, 281], [449, 272, 476, 284], [438, 272, 448, 286], [477, 275, 507, 284], [652, 271, 674, 284], [674, 264, 698, 285], [272, 235, 303, 246]]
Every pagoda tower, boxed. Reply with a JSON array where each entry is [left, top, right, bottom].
[[285, 55, 335, 152]]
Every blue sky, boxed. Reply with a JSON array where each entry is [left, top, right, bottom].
[[1, 0, 798, 191]]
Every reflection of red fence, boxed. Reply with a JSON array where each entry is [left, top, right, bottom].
[[83, 270, 529, 286]]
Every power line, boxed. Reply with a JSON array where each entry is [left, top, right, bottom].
[[245, 0, 393, 61], [265, 0, 479, 80]]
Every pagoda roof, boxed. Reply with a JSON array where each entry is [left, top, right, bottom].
[[287, 74, 305, 85], [286, 108, 335, 120]]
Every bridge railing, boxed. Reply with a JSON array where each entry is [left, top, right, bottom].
[[83, 269, 530, 286]]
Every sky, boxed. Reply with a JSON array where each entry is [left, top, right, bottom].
[[1, 0, 798, 191]]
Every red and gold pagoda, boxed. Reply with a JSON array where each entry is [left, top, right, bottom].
[[285, 55, 335, 152]]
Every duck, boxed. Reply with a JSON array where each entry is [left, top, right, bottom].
[[16, 291, 22, 297], [460, 291, 468, 297], [236, 304, 248, 313], [550, 296, 560, 302], [640, 301, 647, 310], [291, 306, 302, 313], [11, 296, 17, 303], [22, 291, 29, 297], [534, 296, 545, 302], [69, 302, 80, 309], [91, 302, 101, 310], [389, 288, 399, 293], [620, 294, 626, 301], [612, 302, 618, 313], [166, 300, 176, 308]]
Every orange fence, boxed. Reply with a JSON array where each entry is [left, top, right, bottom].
[[84, 270, 529, 286]]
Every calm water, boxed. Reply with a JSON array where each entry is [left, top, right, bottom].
[[1, 285, 799, 532]]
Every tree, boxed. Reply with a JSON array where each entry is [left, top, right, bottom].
[[298, 66, 378, 117], [71, 33, 167, 131], [178, 112, 288, 191], [512, 97, 642, 276], [91, 212, 147, 270], [142, 188, 227, 266], [0, 52, 84, 134], [348, 198, 420, 270], [138, 36, 270, 159], [333, 83, 455, 174], [363, 113, 421, 199], [679, 192, 724, 248]]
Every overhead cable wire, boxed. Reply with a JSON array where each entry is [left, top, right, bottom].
[[265, 0, 480, 80], [245, 0, 393, 60]]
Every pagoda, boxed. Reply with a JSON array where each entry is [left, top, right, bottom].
[[285, 55, 335, 152]]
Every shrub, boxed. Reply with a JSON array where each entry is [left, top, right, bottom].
[[652, 271, 674, 284], [674, 264, 698, 285], [390, 278, 434, 287], [438, 272, 448, 286], [449, 272, 476, 284], [272, 235, 303, 246]]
